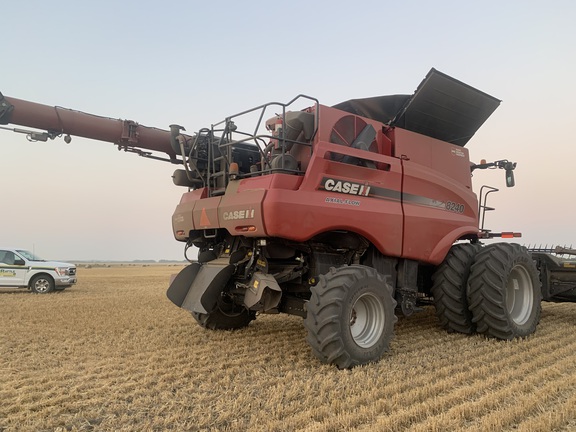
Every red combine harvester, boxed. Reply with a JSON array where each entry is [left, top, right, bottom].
[[2, 68, 575, 368]]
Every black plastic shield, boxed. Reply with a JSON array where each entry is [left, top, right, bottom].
[[166, 261, 234, 314], [167, 263, 202, 307]]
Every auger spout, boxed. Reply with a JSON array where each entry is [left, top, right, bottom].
[[0, 92, 186, 161]]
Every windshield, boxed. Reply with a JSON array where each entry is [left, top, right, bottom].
[[16, 250, 44, 261]]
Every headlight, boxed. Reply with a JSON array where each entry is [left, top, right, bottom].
[[55, 267, 69, 276]]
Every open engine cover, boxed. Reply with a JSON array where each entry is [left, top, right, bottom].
[[333, 68, 501, 147]]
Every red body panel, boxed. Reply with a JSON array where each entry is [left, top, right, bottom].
[[171, 104, 481, 265], [390, 128, 479, 264]]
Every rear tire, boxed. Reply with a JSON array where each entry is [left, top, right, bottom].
[[467, 243, 541, 339], [431, 243, 480, 334], [192, 293, 255, 330], [304, 265, 397, 369], [30, 275, 54, 294]]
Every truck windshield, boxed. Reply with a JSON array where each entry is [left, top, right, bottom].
[[16, 250, 44, 261]]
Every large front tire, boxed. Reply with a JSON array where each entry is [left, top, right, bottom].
[[431, 243, 480, 334], [192, 293, 255, 330], [467, 243, 541, 339], [304, 265, 397, 369]]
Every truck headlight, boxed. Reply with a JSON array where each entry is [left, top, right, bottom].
[[55, 267, 69, 276]]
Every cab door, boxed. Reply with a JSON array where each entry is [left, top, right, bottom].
[[0, 250, 27, 287]]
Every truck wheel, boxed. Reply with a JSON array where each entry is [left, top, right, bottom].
[[192, 293, 255, 330], [30, 275, 55, 294], [431, 243, 480, 334], [304, 265, 397, 369], [467, 243, 541, 339]]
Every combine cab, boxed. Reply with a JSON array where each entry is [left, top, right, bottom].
[[2, 68, 574, 368]]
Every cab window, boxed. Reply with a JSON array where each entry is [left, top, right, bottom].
[[0, 250, 16, 265]]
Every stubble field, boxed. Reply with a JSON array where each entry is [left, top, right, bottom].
[[2, 265, 576, 431]]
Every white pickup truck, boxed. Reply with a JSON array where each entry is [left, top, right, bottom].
[[0, 248, 77, 293]]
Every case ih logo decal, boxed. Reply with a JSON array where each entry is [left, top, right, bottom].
[[222, 208, 255, 220], [322, 178, 371, 196], [319, 177, 401, 201], [319, 177, 465, 213]]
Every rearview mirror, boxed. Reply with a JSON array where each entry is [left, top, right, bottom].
[[505, 169, 515, 187]]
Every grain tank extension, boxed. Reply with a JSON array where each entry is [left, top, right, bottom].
[[3, 68, 576, 368]]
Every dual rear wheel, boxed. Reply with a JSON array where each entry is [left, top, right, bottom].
[[433, 242, 541, 339], [467, 243, 541, 339], [431, 243, 480, 334]]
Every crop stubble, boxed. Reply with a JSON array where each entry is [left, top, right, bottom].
[[1, 265, 576, 431]]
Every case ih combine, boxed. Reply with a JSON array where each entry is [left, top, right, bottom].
[[2, 69, 575, 368]]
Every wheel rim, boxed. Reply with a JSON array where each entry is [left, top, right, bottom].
[[506, 264, 534, 325], [34, 279, 50, 293], [349, 292, 386, 348]]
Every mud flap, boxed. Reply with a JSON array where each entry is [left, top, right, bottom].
[[166, 260, 234, 314]]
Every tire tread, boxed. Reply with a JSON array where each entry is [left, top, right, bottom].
[[467, 243, 541, 339], [304, 265, 397, 369], [431, 244, 480, 334]]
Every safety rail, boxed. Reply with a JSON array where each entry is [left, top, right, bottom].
[[205, 95, 319, 196]]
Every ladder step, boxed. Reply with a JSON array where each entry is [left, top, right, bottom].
[[211, 188, 226, 196]]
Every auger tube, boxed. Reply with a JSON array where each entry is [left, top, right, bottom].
[[0, 92, 188, 160]]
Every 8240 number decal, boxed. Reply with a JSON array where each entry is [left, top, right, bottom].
[[445, 201, 465, 213]]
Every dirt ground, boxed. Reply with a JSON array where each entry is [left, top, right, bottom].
[[2, 265, 576, 431]]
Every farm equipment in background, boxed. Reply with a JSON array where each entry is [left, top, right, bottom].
[[3, 68, 576, 368], [529, 246, 576, 303]]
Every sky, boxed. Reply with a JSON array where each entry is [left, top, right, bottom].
[[1, 0, 575, 261]]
